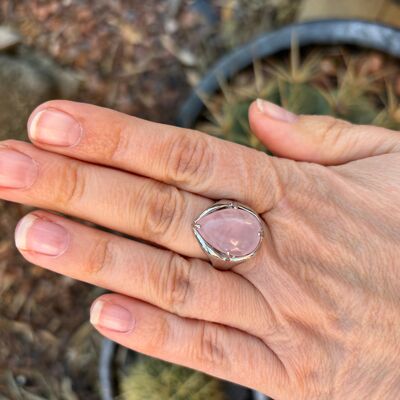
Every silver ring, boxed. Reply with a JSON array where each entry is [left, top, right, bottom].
[[192, 200, 264, 270]]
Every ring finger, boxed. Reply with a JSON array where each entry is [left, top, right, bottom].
[[0, 140, 212, 258]]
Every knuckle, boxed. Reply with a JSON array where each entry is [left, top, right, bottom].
[[139, 181, 184, 240], [146, 314, 171, 353], [53, 162, 86, 207], [84, 237, 114, 275], [194, 322, 226, 367], [253, 152, 285, 212], [320, 117, 350, 147], [242, 150, 286, 214], [105, 122, 129, 161], [165, 132, 213, 187], [156, 252, 192, 313]]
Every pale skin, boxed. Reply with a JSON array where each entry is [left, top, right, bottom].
[[0, 98, 399, 399]]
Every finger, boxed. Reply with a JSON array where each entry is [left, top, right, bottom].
[[249, 99, 400, 165], [15, 211, 275, 338], [0, 140, 212, 258], [27, 100, 282, 213], [90, 293, 286, 398]]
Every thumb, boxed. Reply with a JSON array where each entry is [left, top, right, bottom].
[[249, 99, 400, 165]]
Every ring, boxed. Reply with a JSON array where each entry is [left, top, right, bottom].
[[192, 200, 264, 270]]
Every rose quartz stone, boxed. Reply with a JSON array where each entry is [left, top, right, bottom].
[[197, 208, 261, 257]]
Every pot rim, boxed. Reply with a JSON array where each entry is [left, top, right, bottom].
[[177, 19, 400, 128]]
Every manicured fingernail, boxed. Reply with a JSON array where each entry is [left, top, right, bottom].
[[256, 99, 298, 123], [90, 300, 134, 333], [15, 214, 69, 256], [0, 149, 37, 188], [29, 109, 82, 147]]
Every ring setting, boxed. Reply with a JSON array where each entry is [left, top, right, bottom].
[[192, 200, 264, 270]]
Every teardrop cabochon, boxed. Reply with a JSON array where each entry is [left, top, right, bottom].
[[192, 201, 264, 263]]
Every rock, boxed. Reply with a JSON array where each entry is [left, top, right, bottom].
[[0, 26, 21, 51], [0, 51, 80, 140]]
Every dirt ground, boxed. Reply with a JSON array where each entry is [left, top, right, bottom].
[[0, 1, 299, 399]]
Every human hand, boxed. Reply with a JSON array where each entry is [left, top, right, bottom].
[[1, 99, 399, 399]]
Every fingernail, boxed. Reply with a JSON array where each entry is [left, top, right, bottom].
[[0, 149, 37, 189], [256, 99, 298, 123], [15, 214, 69, 256], [90, 300, 134, 333], [29, 109, 82, 147]]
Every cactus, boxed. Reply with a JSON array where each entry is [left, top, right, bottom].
[[196, 46, 400, 150], [120, 355, 226, 400]]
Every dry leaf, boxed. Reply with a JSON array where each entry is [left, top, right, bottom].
[[119, 23, 143, 45]]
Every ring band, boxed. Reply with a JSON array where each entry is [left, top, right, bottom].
[[192, 200, 264, 270]]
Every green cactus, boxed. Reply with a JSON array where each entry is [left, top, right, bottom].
[[120, 355, 226, 400], [196, 46, 400, 150]]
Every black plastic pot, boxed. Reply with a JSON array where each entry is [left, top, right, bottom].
[[177, 19, 400, 129], [99, 338, 253, 400], [99, 19, 400, 400]]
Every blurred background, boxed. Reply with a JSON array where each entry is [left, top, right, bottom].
[[0, 1, 399, 399]]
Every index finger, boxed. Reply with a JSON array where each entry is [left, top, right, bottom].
[[28, 100, 281, 213]]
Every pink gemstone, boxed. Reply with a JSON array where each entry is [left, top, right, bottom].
[[197, 208, 261, 257]]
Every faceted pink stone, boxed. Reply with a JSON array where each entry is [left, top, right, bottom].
[[197, 208, 261, 257]]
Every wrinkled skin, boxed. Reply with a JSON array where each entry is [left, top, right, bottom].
[[261, 155, 400, 399], [1, 99, 399, 399]]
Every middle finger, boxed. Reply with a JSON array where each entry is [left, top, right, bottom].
[[0, 140, 212, 258]]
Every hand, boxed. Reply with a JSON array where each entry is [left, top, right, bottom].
[[1, 99, 399, 399]]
